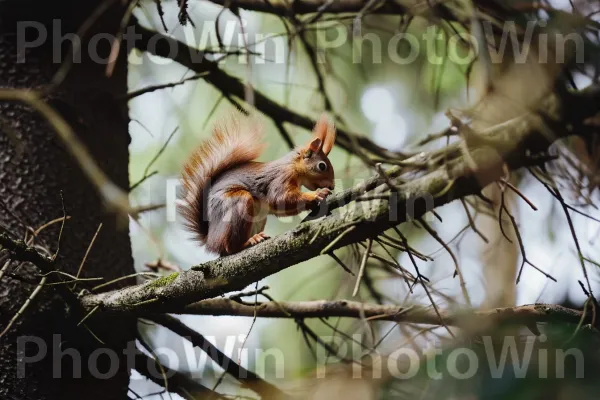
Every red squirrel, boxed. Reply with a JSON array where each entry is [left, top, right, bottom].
[[179, 114, 336, 256]]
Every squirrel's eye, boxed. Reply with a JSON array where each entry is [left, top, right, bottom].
[[317, 161, 327, 172]]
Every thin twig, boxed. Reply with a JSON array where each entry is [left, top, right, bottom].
[[0, 276, 47, 338], [91, 272, 160, 292], [73, 223, 103, 289], [130, 127, 179, 191], [52, 191, 67, 261], [460, 198, 489, 243], [320, 226, 356, 255], [500, 178, 538, 211], [328, 252, 355, 275], [124, 73, 209, 101], [419, 219, 472, 306], [352, 239, 372, 297], [77, 305, 100, 326]]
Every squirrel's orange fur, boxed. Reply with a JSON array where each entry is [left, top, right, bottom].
[[179, 113, 336, 256]]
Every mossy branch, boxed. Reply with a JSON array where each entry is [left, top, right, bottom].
[[79, 86, 600, 315]]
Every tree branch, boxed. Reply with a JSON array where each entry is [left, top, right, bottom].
[[133, 23, 401, 160], [204, 0, 413, 15], [80, 86, 600, 315], [0, 232, 81, 307], [150, 314, 286, 399], [134, 351, 226, 399], [201, 0, 497, 21], [180, 299, 592, 328]]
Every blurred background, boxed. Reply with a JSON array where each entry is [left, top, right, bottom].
[[125, 0, 600, 398]]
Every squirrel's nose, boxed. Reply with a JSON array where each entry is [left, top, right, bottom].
[[328, 183, 335, 190]]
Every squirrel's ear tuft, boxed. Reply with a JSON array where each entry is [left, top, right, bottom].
[[312, 114, 329, 142], [313, 113, 335, 155], [321, 117, 336, 155], [310, 114, 335, 154]]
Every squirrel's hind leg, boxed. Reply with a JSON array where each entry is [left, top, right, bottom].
[[243, 216, 270, 248], [206, 189, 256, 255]]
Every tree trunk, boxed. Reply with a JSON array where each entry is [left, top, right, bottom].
[[0, 2, 134, 399]]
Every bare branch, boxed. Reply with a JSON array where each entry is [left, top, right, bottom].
[[150, 314, 287, 398], [134, 351, 226, 399], [124, 73, 208, 101], [134, 23, 401, 160], [203, 0, 412, 15], [179, 299, 594, 328], [0, 232, 80, 307]]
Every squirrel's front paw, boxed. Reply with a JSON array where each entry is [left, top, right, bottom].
[[315, 188, 332, 202], [243, 232, 271, 248]]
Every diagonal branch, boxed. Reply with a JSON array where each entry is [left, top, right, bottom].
[[134, 351, 226, 399], [133, 23, 401, 159], [150, 314, 286, 398], [80, 86, 600, 316]]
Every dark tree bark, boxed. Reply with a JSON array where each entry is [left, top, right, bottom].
[[0, 2, 134, 399]]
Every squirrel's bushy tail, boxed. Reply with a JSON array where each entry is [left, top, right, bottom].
[[179, 115, 265, 243]]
